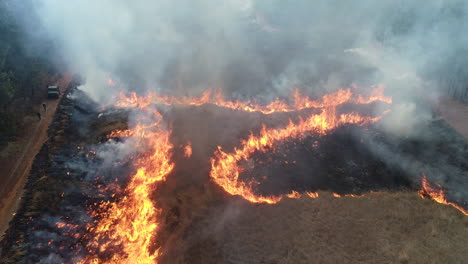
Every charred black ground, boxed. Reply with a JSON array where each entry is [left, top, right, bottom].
[[242, 127, 412, 197]]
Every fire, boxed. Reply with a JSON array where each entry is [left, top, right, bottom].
[[306, 191, 319, 198], [77, 86, 393, 262], [116, 85, 391, 114], [293, 88, 352, 109], [418, 174, 468, 215], [107, 79, 116, 86], [184, 142, 192, 158], [355, 84, 392, 105], [286, 190, 301, 199], [79, 113, 174, 263], [107, 129, 133, 139], [210, 91, 389, 204]]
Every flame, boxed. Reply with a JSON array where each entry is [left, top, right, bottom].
[[293, 88, 352, 109], [306, 192, 319, 198], [184, 142, 192, 158], [79, 113, 174, 263], [77, 86, 394, 262], [286, 190, 301, 199], [107, 129, 133, 139], [418, 174, 468, 215], [210, 102, 386, 204], [355, 84, 392, 104], [116, 85, 391, 114], [344, 193, 364, 198], [107, 79, 116, 86]]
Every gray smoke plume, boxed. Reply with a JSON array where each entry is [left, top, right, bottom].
[[9, 0, 464, 104]]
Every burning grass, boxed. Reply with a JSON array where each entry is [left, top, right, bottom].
[[117, 84, 391, 114], [418, 174, 468, 215], [78, 119, 174, 263]]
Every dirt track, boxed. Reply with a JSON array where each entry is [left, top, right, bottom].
[[0, 76, 70, 238]]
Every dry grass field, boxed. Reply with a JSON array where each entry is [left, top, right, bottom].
[[158, 188, 468, 264]]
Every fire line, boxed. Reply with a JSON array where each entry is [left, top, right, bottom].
[[116, 84, 391, 114], [81, 86, 460, 264], [209, 107, 385, 204], [79, 112, 174, 263], [418, 174, 468, 216]]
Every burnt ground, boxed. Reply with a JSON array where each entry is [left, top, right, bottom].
[[1, 88, 468, 263], [0, 88, 130, 263]]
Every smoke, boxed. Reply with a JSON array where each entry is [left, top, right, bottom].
[[14, 0, 251, 102], [7, 0, 462, 104]]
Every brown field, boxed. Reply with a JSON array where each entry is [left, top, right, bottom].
[[158, 187, 468, 264]]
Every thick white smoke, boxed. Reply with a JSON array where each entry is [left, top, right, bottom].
[[13, 0, 466, 109], [27, 0, 255, 102]]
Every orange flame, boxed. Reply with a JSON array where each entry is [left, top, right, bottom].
[[355, 84, 392, 104], [79, 86, 394, 262], [116, 85, 391, 114], [107, 129, 133, 139], [184, 142, 192, 158], [107, 79, 116, 86], [418, 174, 468, 215], [286, 190, 302, 199], [79, 114, 174, 263], [210, 97, 387, 204], [306, 191, 319, 198]]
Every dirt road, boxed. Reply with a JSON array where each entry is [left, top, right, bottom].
[[0, 76, 71, 237]]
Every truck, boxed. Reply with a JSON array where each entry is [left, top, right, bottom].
[[47, 85, 61, 99]]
